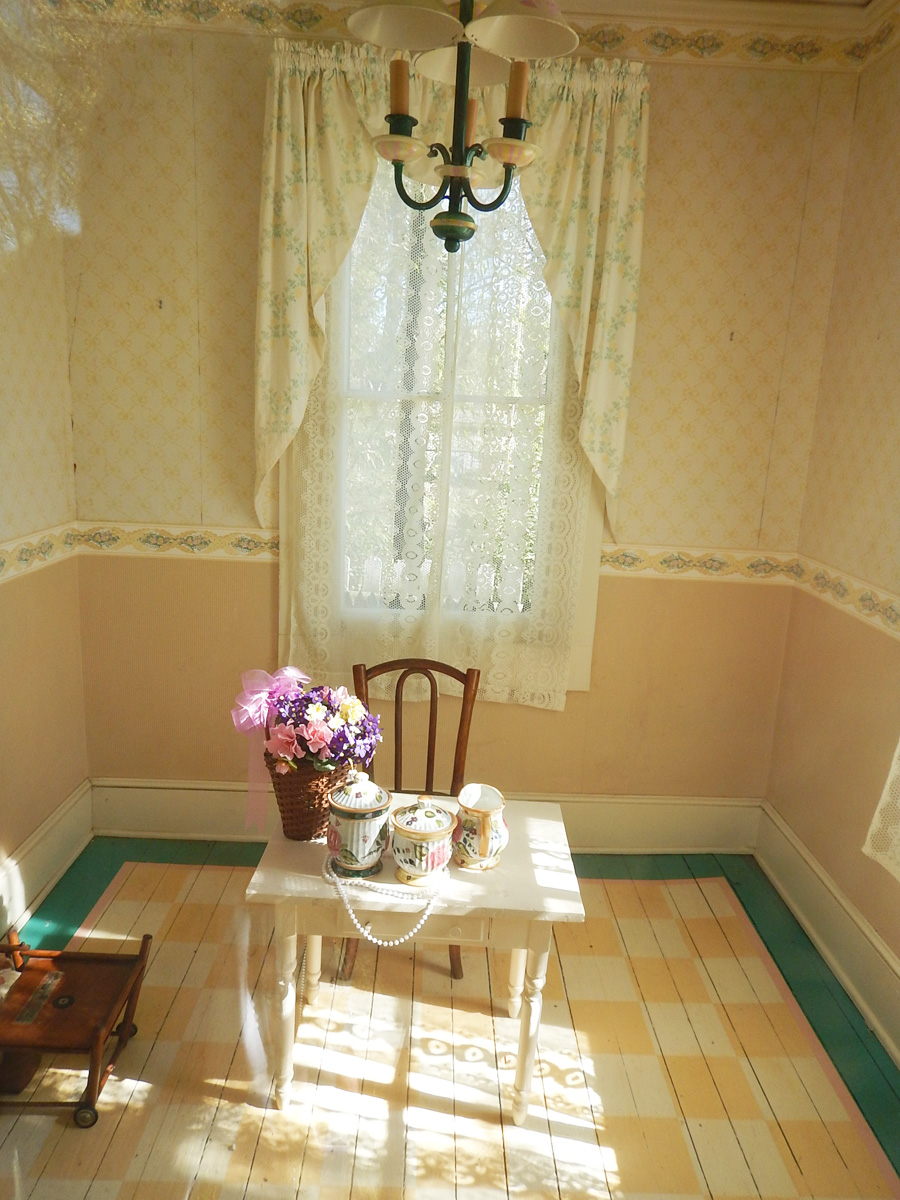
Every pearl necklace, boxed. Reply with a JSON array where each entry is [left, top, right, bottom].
[[321, 857, 445, 947]]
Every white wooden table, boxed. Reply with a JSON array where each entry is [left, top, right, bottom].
[[245, 798, 584, 1124]]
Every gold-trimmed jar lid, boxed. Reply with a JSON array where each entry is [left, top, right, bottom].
[[330, 770, 391, 814], [391, 797, 455, 838]]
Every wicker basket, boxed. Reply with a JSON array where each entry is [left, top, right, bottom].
[[265, 754, 352, 841]]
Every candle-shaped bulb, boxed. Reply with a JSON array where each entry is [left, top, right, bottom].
[[505, 61, 529, 121], [390, 57, 409, 116]]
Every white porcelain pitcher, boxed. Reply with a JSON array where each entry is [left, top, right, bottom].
[[452, 783, 509, 870]]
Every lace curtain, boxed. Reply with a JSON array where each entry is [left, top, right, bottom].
[[256, 41, 649, 708], [280, 168, 589, 707], [864, 736, 900, 882]]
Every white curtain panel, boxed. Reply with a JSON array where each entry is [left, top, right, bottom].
[[256, 41, 649, 708], [864, 736, 900, 883]]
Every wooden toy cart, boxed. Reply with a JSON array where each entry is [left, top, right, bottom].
[[0, 931, 151, 1127]]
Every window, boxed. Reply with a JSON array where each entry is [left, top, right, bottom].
[[338, 167, 555, 619], [281, 160, 594, 708]]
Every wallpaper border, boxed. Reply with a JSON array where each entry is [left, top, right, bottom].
[[0, 523, 279, 582], [1, 523, 898, 639], [43, 0, 900, 71], [598, 545, 900, 636]]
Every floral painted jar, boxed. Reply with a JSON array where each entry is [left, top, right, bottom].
[[452, 783, 509, 870], [327, 770, 391, 877], [390, 797, 457, 886]]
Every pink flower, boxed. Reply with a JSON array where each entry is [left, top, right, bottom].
[[265, 724, 302, 760], [299, 720, 333, 756], [274, 760, 291, 775], [327, 824, 341, 854], [426, 843, 451, 873]]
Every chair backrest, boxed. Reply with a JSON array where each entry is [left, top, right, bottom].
[[352, 658, 480, 797]]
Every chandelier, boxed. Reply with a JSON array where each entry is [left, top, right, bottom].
[[347, 0, 579, 252]]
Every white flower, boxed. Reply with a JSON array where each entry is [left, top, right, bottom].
[[305, 702, 327, 722], [327, 714, 346, 731]]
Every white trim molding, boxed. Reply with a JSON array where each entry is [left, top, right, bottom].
[[89, 778, 761, 854], [90, 778, 280, 843], [0, 781, 93, 935], [756, 803, 900, 1068], [524, 791, 762, 855], [10, 778, 900, 1069]]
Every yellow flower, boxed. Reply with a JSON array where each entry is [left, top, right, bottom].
[[341, 696, 366, 724]]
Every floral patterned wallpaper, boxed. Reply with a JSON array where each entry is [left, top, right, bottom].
[[0, 232, 76, 542], [619, 65, 856, 553], [799, 42, 900, 598], [63, 30, 270, 528], [5, 23, 900, 639]]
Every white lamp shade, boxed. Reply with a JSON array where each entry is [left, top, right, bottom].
[[415, 42, 511, 86], [465, 0, 579, 59], [347, 0, 464, 52]]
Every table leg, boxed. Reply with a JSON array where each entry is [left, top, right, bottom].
[[305, 934, 322, 1006], [511, 944, 550, 1125], [508, 947, 527, 1019], [274, 918, 297, 1110]]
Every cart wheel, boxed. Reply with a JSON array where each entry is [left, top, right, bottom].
[[74, 1105, 98, 1128]]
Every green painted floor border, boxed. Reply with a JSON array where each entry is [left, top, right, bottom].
[[20, 837, 264, 951], [574, 851, 900, 1178], [19, 839, 900, 1177]]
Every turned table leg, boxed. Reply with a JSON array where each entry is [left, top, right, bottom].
[[507, 947, 527, 1019], [511, 943, 550, 1126], [273, 910, 297, 1109], [305, 934, 322, 1006]]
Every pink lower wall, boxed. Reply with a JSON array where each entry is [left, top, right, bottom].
[[79, 556, 278, 781], [0, 559, 88, 850], [77, 556, 790, 801], [8, 552, 900, 963], [767, 588, 900, 954]]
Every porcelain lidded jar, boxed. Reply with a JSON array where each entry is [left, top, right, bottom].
[[452, 783, 509, 870], [390, 797, 457, 886], [327, 770, 391, 877]]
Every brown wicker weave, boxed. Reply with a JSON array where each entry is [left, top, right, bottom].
[[265, 754, 351, 841]]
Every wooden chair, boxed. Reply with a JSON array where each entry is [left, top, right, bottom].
[[339, 658, 481, 982]]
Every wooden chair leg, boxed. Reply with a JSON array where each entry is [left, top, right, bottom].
[[449, 944, 463, 980], [338, 938, 360, 981]]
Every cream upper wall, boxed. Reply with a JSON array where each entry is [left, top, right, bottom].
[[620, 64, 856, 553], [799, 41, 900, 598], [60, 31, 864, 566], [0, 230, 76, 542], [64, 30, 269, 529]]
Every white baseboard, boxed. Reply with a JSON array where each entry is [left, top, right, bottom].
[[91, 778, 279, 841], [90, 779, 760, 854], [527, 791, 762, 854], [756, 803, 900, 1069], [14, 779, 900, 1073], [0, 780, 93, 934]]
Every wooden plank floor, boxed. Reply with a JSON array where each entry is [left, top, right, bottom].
[[1, 863, 899, 1200]]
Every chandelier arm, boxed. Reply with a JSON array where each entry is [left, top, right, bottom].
[[460, 164, 517, 213], [391, 157, 451, 213]]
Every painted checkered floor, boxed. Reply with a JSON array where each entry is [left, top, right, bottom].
[[1, 862, 898, 1199]]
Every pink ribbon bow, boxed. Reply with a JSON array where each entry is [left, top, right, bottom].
[[231, 666, 311, 832], [230, 666, 310, 733]]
